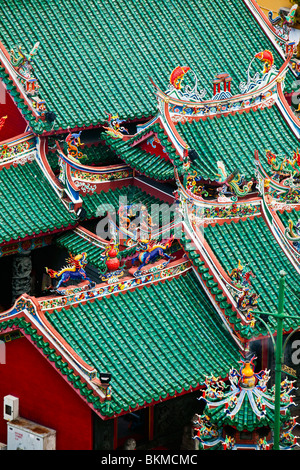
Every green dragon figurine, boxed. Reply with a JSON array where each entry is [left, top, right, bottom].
[[9, 41, 39, 77]]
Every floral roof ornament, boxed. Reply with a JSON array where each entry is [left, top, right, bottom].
[[193, 356, 299, 450]]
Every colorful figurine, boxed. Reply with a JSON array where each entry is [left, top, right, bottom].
[[103, 112, 129, 138], [285, 218, 300, 252], [255, 50, 274, 74], [46, 252, 95, 293], [10, 41, 40, 78], [266, 149, 300, 183], [65, 131, 87, 160], [130, 237, 175, 277], [169, 66, 191, 90]]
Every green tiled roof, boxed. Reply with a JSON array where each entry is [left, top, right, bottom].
[[45, 271, 239, 416], [180, 232, 255, 339], [277, 208, 300, 228], [101, 129, 177, 181], [0, 160, 77, 244], [204, 216, 300, 333], [81, 184, 173, 220], [176, 105, 299, 181], [47, 141, 118, 173], [0, 0, 292, 132], [56, 230, 138, 269]]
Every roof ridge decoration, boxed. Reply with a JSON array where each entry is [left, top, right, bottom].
[[194, 355, 299, 450], [45, 251, 96, 295], [244, 0, 293, 55], [174, 164, 261, 210], [166, 66, 207, 102], [239, 50, 275, 93], [39, 256, 191, 312], [247, 0, 300, 81], [254, 149, 300, 273], [56, 137, 133, 196], [65, 131, 88, 162], [151, 51, 292, 129], [0, 40, 47, 120], [129, 237, 175, 278], [255, 149, 300, 207], [184, 164, 257, 202], [0, 131, 36, 169], [226, 260, 260, 327], [135, 52, 292, 179], [35, 135, 80, 215], [268, 8, 295, 44], [103, 112, 129, 139], [107, 198, 179, 247], [99, 240, 126, 284], [265, 148, 300, 185]]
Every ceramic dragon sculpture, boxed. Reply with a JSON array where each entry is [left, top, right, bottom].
[[216, 163, 254, 199], [10, 42, 40, 78], [103, 112, 129, 138], [284, 218, 300, 252], [266, 149, 300, 182], [65, 131, 87, 161]]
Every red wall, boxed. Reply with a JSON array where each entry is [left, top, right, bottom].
[[139, 138, 170, 162], [0, 335, 94, 450], [0, 81, 27, 141]]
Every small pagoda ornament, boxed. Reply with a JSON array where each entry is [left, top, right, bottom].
[[193, 355, 299, 450]]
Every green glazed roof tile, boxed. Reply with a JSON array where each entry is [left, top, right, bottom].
[[100, 125, 182, 181], [80, 183, 174, 220], [45, 270, 239, 416], [176, 106, 299, 181], [0, 160, 77, 244], [47, 141, 119, 172], [204, 216, 300, 334], [0, 0, 293, 132], [277, 208, 300, 228]]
